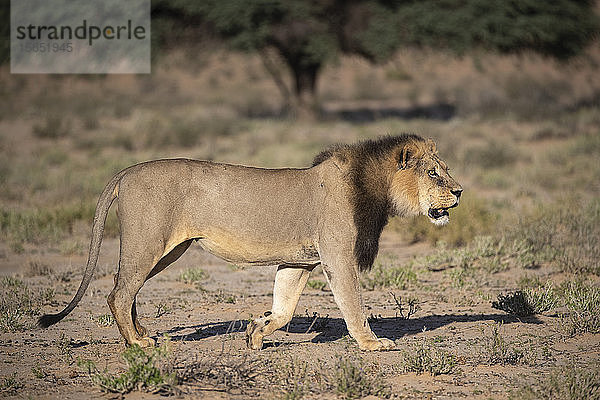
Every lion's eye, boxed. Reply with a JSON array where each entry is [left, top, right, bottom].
[[428, 169, 438, 178]]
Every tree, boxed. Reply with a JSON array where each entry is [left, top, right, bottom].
[[153, 0, 599, 118]]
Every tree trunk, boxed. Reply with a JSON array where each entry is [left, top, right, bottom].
[[290, 61, 321, 120]]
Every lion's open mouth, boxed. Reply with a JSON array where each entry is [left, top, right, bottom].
[[428, 207, 450, 220], [427, 202, 458, 223]]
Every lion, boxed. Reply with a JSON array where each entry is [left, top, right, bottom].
[[39, 134, 462, 351]]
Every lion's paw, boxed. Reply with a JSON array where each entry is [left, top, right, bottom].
[[245, 318, 267, 350], [130, 336, 155, 348], [358, 337, 395, 351]]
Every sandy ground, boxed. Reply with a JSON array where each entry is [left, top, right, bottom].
[[1, 226, 597, 399]]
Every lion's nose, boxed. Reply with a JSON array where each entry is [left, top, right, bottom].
[[451, 189, 463, 198]]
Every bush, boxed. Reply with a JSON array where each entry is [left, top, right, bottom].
[[511, 363, 600, 400], [402, 340, 456, 375], [492, 283, 559, 317], [0, 277, 55, 332], [333, 356, 390, 399], [78, 343, 176, 395], [559, 280, 600, 335]]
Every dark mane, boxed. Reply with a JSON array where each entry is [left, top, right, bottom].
[[313, 134, 425, 271]]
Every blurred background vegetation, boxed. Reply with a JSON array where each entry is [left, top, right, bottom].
[[0, 0, 599, 263]]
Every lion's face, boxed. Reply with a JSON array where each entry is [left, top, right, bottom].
[[390, 138, 462, 225]]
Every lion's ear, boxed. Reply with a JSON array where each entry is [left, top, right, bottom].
[[426, 138, 437, 154], [398, 142, 420, 170]]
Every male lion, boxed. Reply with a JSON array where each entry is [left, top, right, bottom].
[[39, 134, 462, 351]]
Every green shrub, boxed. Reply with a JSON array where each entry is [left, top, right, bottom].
[[559, 280, 600, 335], [178, 268, 208, 285], [307, 280, 327, 290], [402, 339, 456, 375], [333, 356, 390, 399], [361, 262, 416, 290], [510, 363, 600, 400], [0, 277, 54, 332], [482, 322, 525, 365], [78, 343, 176, 395], [0, 203, 96, 247], [492, 283, 559, 317]]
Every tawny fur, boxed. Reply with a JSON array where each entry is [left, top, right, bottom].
[[39, 134, 462, 352]]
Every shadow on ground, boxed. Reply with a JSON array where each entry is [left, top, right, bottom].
[[162, 312, 541, 344], [323, 102, 456, 123]]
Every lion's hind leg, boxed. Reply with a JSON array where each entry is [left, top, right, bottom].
[[246, 265, 311, 350], [108, 244, 159, 347], [131, 239, 194, 338]]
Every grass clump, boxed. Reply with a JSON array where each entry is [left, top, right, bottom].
[[510, 200, 600, 275], [0, 373, 23, 395], [482, 322, 526, 365], [492, 282, 559, 317], [0, 277, 54, 332], [511, 363, 600, 400], [277, 358, 309, 400], [559, 280, 600, 335], [177, 354, 261, 394], [94, 313, 115, 327], [333, 356, 390, 399], [0, 203, 95, 247], [78, 343, 176, 395], [178, 268, 208, 285], [307, 280, 327, 290], [402, 339, 456, 376], [361, 262, 416, 290]]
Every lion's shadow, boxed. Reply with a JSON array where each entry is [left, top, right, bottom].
[[162, 312, 541, 344]]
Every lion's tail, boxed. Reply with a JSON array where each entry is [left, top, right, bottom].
[[38, 169, 126, 329]]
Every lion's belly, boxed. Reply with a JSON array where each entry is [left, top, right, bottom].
[[195, 228, 320, 267]]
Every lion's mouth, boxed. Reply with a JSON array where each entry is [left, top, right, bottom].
[[427, 202, 458, 222], [428, 207, 449, 220]]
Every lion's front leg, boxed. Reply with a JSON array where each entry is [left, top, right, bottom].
[[246, 265, 310, 349], [322, 262, 395, 351]]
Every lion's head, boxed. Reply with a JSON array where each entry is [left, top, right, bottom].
[[390, 137, 462, 225], [312, 134, 462, 271]]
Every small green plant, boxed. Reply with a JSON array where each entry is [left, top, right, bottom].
[[94, 313, 115, 327], [56, 333, 74, 364], [0, 276, 54, 332], [510, 363, 600, 400], [78, 342, 176, 395], [31, 364, 48, 380], [0, 373, 23, 395], [482, 322, 524, 365], [559, 280, 600, 335], [361, 262, 416, 290], [278, 357, 309, 400], [402, 339, 456, 375], [178, 267, 208, 285], [492, 283, 558, 317], [307, 280, 327, 290], [333, 356, 390, 399]]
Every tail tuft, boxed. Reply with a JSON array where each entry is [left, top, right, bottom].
[[38, 313, 63, 329]]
